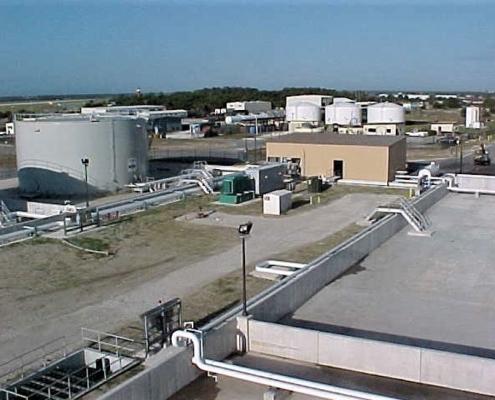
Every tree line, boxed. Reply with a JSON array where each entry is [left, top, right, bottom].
[[109, 87, 376, 116]]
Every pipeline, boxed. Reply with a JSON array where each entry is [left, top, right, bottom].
[[172, 330, 401, 400]]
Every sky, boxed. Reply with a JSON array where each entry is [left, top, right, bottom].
[[1, 0, 494, 96]]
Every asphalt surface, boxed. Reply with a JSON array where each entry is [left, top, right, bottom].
[[436, 142, 495, 175]]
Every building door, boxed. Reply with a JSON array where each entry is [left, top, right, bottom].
[[333, 160, 343, 178]]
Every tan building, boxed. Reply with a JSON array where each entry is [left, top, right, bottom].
[[266, 133, 406, 185]]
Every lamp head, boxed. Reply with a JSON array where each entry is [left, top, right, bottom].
[[81, 158, 89, 166], [238, 221, 253, 236]]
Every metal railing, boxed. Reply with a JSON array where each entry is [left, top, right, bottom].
[[0, 336, 74, 386], [81, 328, 144, 359], [0, 330, 143, 400]]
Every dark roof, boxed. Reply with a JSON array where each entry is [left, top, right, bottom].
[[267, 133, 405, 147]]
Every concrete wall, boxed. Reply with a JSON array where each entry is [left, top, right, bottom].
[[249, 320, 495, 397], [457, 174, 495, 192]]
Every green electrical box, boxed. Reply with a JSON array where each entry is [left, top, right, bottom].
[[219, 174, 255, 204]]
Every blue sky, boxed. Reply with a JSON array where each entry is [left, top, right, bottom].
[[1, 0, 494, 96]]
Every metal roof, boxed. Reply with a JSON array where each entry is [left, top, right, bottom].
[[267, 133, 405, 147]]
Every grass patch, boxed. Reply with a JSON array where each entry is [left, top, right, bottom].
[[67, 236, 110, 252], [0, 153, 16, 169], [270, 223, 363, 263]]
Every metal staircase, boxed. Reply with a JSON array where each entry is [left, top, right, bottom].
[[0, 201, 14, 228], [178, 168, 214, 194], [367, 197, 431, 233]]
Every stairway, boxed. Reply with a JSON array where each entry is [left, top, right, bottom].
[[367, 197, 431, 233]]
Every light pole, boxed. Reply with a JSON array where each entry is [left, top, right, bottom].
[[254, 115, 258, 164], [238, 221, 253, 316], [81, 158, 90, 208], [456, 138, 463, 174]]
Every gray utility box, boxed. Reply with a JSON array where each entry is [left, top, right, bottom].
[[245, 163, 286, 196]]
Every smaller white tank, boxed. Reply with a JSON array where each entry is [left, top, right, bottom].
[[418, 162, 440, 181], [367, 102, 405, 124], [466, 106, 481, 128], [285, 102, 321, 122], [325, 103, 361, 126], [333, 97, 355, 104]]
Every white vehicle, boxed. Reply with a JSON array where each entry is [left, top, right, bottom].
[[405, 130, 429, 137]]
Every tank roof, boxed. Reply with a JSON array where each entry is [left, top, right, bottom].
[[14, 113, 139, 122], [368, 102, 403, 108]]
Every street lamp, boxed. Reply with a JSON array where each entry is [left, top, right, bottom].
[[238, 221, 253, 316], [254, 115, 258, 164], [456, 138, 463, 174], [81, 158, 90, 208]]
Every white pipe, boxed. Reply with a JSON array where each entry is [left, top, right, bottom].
[[449, 187, 495, 195], [172, 330, 401, 400]]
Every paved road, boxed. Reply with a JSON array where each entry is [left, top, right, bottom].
[[436, 142, 495, 175], [0, 193, 398, 370]]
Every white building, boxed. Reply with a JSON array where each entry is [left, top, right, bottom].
[[431, 122, 456, 134], [286, 95, 333, 108], [226, 101, 272, 114], [80, 105, 166, 115]]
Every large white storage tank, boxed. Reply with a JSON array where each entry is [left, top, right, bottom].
[[325, 103, 362, 126], [15, 114, 149, 196], [367, 102, 405, 124], [285, 102, 321, 122], [466, 106, 482, 128]]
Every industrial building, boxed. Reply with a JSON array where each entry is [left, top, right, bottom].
[[286, 95, 333, 108], [81, 105, 187, 135], [14, 113, 149, 196], [266, 133, 406, 184], [226, 101, 272, 114], [80, 105, 166, 115]]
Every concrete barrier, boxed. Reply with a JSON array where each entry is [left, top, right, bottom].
[[248, 320, 495, 397]]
